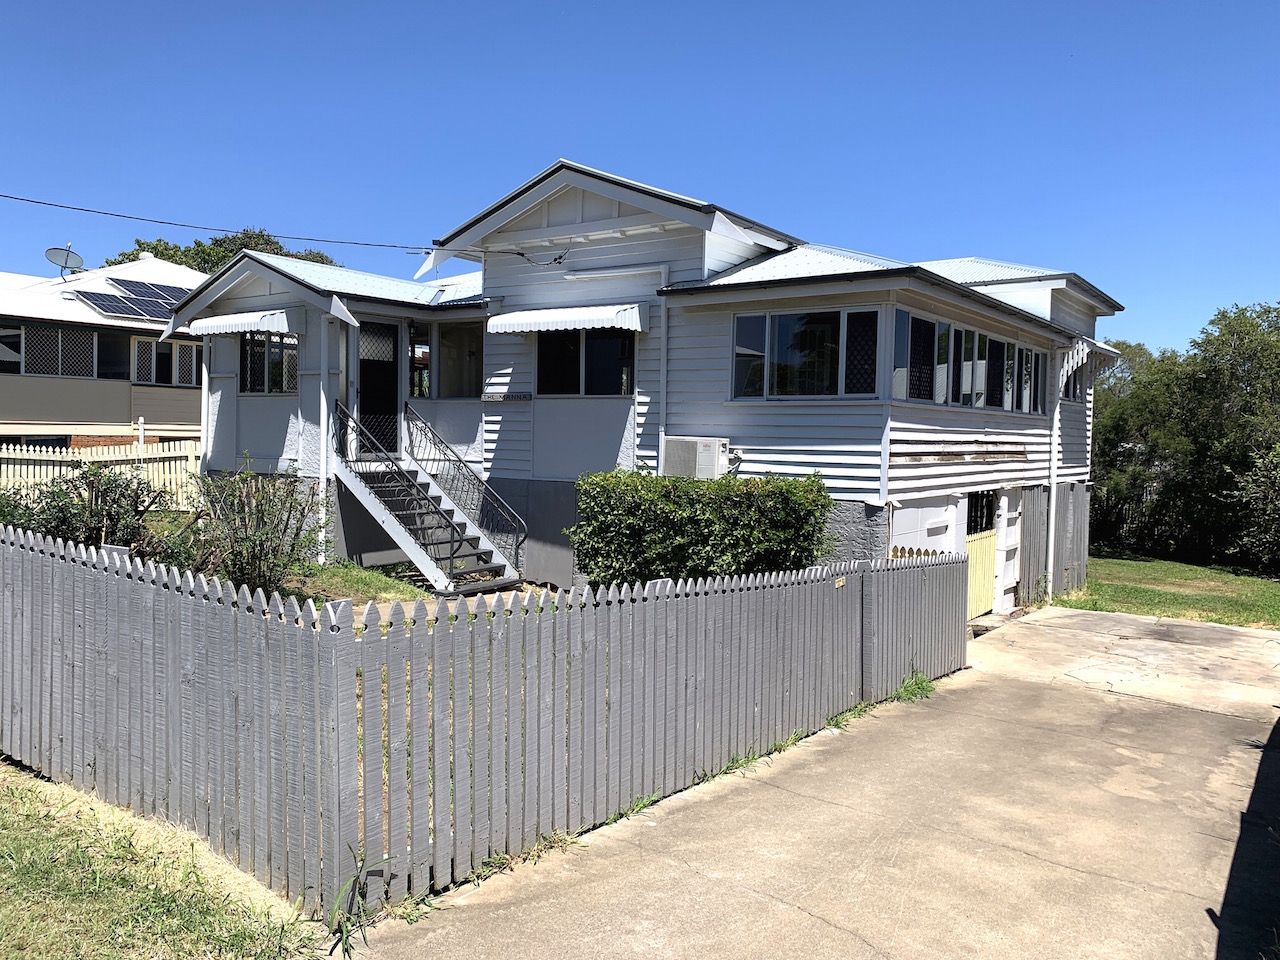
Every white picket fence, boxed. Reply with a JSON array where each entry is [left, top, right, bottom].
[[0, 440, 200, 510], [0, 524, 968, 916]]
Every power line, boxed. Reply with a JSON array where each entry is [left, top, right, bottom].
[[0, 191, 431, 252]]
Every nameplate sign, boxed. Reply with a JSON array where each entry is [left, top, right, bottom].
[[481, 392, 532, 402]]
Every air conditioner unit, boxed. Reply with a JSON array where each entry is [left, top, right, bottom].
[[660, 435, 730, 479]]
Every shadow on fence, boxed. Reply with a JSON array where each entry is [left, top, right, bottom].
[[0, 524, 968, 915]]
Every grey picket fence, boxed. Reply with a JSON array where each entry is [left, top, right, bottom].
[[0, 524, 966, 916]]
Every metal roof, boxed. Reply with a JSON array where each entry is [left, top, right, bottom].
[[244, 251, 483, 307], [189, 310, 300, 336], [667, 244, 909, 290], [0, 255, 206, 335], [911, 256, 1064, 284]]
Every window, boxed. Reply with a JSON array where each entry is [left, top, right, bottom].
[[536, 328, 634, 396], [734, 314, 766, 398], [134, 338, 200, 387], [240, 332, 298, 394], [907, 315, 935, 400], [985, 339, 1006, 409], [738, 308, 880, 400], [770, 311, 840, 396], [894, 312, 1048, 415], [97, 331, 131, 380], [23, 324, 94, 378], [844, 310, 878, 395], [409, 323, 430, 398], [410, 320, 485, 399], [536, 330, 582, 394], [0, 323, 21, 375], [584, 329, 634, 395]]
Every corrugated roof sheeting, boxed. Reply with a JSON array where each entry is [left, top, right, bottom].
[[912, 257, 1063, 284], [247, 252, 484, 307], [684, 244, 908, 288]]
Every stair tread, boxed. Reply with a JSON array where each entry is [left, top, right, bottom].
[[444, 577, 524, 597]]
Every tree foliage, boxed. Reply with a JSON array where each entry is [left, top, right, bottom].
[[104, 228, 336, 272], [0, 465, 166, 548], [1092, 302, 1280, 571]]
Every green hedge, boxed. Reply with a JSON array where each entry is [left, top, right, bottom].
[[567, 470, 834, 586]]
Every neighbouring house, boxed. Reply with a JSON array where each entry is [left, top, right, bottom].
[[0, 253, 206, 446], [164, 160, 1121, 610]]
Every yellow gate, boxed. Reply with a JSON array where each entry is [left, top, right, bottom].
[[965, 529, 997, 619]]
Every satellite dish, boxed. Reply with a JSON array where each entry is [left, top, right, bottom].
[[45, 244, 84, 279]]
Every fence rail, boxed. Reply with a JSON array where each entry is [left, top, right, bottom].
[[0, 525, 967, 915], [0, 440, 200, 510]]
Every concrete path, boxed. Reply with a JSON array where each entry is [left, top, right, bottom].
[[365, 607, 1280, 960]]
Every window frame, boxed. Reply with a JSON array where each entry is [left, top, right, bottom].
[[237, 331, 299, 396], [534, 327, 637, 398], [892, 306, 1053, 417], [133, 337, 202, 388], [730, 304, 884, 402], [409, 319, 487, 400], [19, 323, 97, 380]]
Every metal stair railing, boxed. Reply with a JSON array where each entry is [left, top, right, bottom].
[[332, 401, 471, 577], [402, 402, 527, 573]]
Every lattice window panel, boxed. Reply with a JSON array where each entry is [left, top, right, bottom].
[[844, 312, 878, 395], [282, 339, 299, 392], [177, 343, 195, 386], [359, 324, 395, 362], [135, 338, 154, 384], [24, 326, 59, 376], [907, 316, 935, 401], [60, 327, 94, 378]]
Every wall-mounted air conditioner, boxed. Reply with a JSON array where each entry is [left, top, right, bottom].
[[660, 435, 731, 479]]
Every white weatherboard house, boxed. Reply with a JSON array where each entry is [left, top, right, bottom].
[[0, 254, 206, 445], [166, 161, 1120, 608]]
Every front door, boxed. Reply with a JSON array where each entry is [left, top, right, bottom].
[[358, 322, 399, 454]]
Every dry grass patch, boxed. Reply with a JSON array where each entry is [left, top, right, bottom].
[[0, 759, 322, 959]]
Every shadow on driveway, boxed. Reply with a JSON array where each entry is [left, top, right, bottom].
[[1214, 716, 1280, 959]]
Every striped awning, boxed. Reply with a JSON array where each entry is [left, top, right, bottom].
[[487, 303, 645, 335], [188, 310, 300, 336]]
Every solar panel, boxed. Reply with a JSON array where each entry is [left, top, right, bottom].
[[107, 278, 165, 299], [149, 284, 193, 303], [130, 298, 175, 320], [76, 292, 147, 318]]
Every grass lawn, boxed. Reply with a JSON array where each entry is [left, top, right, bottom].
[[285, 561, 431, 608], [1058, 556, 1280, 629], [0, 759, 323, 959]]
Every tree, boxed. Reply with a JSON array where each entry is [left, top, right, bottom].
[[105, 227, 336, 272], [1091, 302, 1280, 571]]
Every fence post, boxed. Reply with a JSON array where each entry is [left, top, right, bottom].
[[853, 560, 873, 703]]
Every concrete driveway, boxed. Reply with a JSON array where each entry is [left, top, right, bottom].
[[366, 606, 1280, 960]]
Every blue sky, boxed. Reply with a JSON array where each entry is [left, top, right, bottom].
[[0, 0, 1275, 350]]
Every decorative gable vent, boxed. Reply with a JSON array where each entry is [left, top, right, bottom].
[[660, 436, 730, 480]]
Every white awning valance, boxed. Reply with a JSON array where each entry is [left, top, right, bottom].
[[188, 310, 301, 336], [487, 303, 646, 335]]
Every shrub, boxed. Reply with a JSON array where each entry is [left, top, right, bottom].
[[193, 467, 321, 594], [568, 470, 834, 586], [0, 466, 166, 548]]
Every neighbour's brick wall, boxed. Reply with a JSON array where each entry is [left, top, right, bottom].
[[69, 435, 159, 449]]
